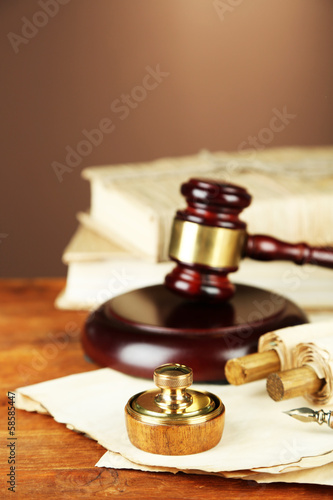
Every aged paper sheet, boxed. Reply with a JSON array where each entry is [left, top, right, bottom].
[[15, 367, 333, 485]]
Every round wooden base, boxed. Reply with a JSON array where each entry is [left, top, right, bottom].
[[125, 406, 225, 455], [81, 284, 308, 382]]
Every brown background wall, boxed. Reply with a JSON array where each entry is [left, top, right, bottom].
[[1, 0, 332, 277]]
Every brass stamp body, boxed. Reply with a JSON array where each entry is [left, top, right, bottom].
[[125, 364, 225, 455]]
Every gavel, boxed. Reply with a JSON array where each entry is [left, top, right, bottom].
[[165, 178, 333, 301], [82, 177, 332, 381]]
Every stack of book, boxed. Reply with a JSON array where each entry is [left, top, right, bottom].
[[55, 147, 333, 313]]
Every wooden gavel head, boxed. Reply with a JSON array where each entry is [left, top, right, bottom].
[[164, 177, 333, 301]]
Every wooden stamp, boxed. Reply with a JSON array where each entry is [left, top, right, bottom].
[[125, 364, 225, 455]]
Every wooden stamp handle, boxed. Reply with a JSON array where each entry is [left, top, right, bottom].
[[246, 235, 333, 269]]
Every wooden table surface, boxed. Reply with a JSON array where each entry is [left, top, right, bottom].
[[1, 279, 332, 499]]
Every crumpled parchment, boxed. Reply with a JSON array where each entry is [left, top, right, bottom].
[[15, 367, 333, 486]]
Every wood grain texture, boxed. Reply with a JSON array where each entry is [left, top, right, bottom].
[[125, 410, 225, 455], [225, 351, 281, 385], [0, 279, 332, 499], [266, 366, 325, 401]]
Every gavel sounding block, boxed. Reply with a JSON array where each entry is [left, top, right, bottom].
[[82, 283, 307, 382]]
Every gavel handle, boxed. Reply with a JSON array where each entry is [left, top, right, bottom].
[[245, 235, 333, 269]]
